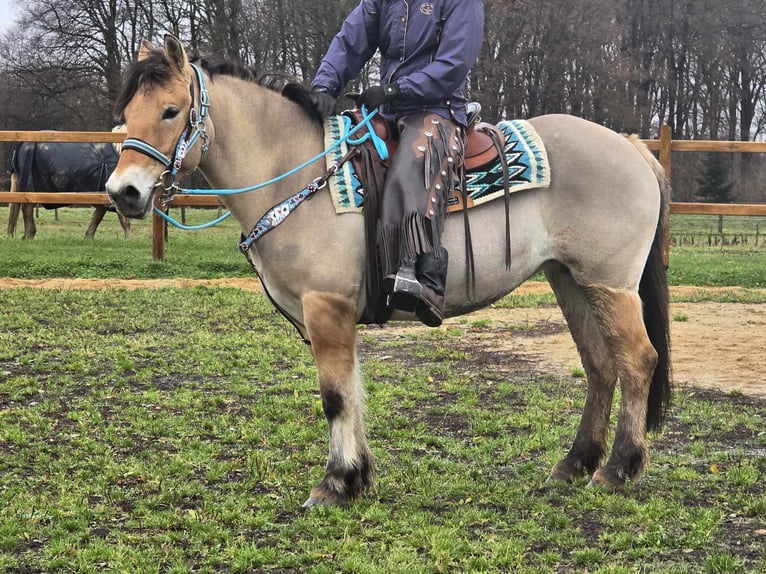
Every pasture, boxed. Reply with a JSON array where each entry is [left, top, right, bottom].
[[0, 206, 765, 572], [0, 207, 765, 288]]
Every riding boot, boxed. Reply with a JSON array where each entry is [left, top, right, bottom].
[[385, 258, 421, 313], [414, 247, 448, 327]]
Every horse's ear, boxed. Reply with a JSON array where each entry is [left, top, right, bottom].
[[163, 34, 188, 72], [138, 39, 155, 61]]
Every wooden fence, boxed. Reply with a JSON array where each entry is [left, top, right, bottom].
[[1, 127, 766, 259]]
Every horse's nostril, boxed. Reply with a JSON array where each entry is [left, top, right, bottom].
[[124, 185, 141, 204]]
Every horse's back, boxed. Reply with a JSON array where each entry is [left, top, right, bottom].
[[529, 114, 660, 196], [525, 114, 661, 277]]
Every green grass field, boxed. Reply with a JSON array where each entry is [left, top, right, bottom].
[[1, 206, 249, 279], [0, 206, 765, 572], [1, 207, 765, 288], [0, 288, 764, 572]]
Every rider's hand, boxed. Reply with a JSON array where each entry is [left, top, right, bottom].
[[360, 83, 401, 110], [310, 87, 336, 119]]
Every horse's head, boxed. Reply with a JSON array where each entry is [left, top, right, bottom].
[[106, 35, 206, 218]]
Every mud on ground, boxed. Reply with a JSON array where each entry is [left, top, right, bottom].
[[1, 278, 764, 398]]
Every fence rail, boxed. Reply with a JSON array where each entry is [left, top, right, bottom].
[[0, 191, 222, 207], [2, 127, 766, 259]]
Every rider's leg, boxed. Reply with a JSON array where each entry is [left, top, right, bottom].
[[379, 112, 462, 326]]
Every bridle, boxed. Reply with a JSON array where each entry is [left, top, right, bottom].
[[116, 60, 386, 236], [120, 63, 210, 196]]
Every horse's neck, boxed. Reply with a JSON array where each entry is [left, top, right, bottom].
[[199, 77, 325, 223]]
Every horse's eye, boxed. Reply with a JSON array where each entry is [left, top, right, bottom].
[[162, 107, 180, 120]]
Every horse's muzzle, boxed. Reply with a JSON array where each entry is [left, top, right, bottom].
[[106, 183, 152, 219]]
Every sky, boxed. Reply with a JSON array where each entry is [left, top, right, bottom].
[[0, 0, 19, 33]]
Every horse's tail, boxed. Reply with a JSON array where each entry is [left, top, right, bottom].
[[7, 144, 21, 237], [7, 171, 20, 238], [630, 135, 672, 432]]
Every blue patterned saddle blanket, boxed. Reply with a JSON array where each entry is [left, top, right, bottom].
[[324, 117, 550, 214]]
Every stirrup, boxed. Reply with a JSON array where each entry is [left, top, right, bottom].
[[387, 266, 422, 312]]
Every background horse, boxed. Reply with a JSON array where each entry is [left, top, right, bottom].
[[7, 137, 131, 239], [107, 36, 671, 508]]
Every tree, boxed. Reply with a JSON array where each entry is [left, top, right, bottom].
[[696, 153, 733, 203], [0, 0, 765, 201]]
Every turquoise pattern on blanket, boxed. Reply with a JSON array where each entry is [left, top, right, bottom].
[[465, 120, 550, 204], [324, 115, 365, 213], [324, 117, 550, 214]]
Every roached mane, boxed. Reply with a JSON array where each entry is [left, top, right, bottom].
[[112, 47, 321, 123]]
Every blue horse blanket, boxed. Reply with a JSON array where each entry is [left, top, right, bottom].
[[324, 117, 550, 214]]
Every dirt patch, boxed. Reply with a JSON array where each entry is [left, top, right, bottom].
[[0, 277, 264, 292], [2, 278, 764, 397], [441, 299, 766, 398]]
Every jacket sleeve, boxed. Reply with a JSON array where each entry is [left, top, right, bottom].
[[397, 0, 484, 103], [311, 0, 380, 97]]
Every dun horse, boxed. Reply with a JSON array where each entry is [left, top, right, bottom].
[[107, 36, 672, 508], [7, 137, 131, 240]]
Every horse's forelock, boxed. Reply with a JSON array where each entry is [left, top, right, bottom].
[[113, 51, 173, 119]]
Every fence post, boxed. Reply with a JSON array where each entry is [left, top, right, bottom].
[[152, 195, 166, 260], [659, 124, 672, 180]]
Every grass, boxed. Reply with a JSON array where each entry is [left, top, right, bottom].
[[0, 288, 764, 572], [0, 207, 765, 571], [1, 207, 766, 288], [667, 215, 766, 289], [0, 206, 250, 279]]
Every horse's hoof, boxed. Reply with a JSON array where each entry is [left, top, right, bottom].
[[546, 459, 585, 484], [302, 496, 332, 509], [301, 487, 349, 509], [588, 468, 625, 492], [545, 471, 574, 484], [586, 479, 621, 493]]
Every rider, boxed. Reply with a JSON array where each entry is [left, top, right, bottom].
[[309, 0, 485, 327]]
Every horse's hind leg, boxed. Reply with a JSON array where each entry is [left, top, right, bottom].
[[544, 266, 618, 483], [301, 291, 374, 507], [22, 204, 36, 240], [584, 285, 658, 489], [85, 206, 107, 239], [7, 202, 19, 238]]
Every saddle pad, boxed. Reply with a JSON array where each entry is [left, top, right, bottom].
[[462, 119, 550, 207], [324, 115, 365, 213], [324, 117, 550, 214]]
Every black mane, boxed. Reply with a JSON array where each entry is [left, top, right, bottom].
[[113, 47, 321, 123], [113, 50, 173, 119]]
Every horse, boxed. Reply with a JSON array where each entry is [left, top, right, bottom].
[[106, 35, 672, 508], [6, 135, 132, 240]]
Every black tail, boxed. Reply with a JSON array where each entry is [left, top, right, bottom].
[[637, 142, 673, 432], [6, 143, 24, 238], [7, 183, 20, 237]]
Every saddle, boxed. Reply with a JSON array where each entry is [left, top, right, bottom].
[[345, 103, 506, 172]]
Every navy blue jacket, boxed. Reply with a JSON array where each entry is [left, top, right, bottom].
[[312, 0, 484, 126]]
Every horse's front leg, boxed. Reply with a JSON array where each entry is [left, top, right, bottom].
[[301, 291, 374, 508], [85, 206, 107, 239], [117, 213, 132, 239]]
